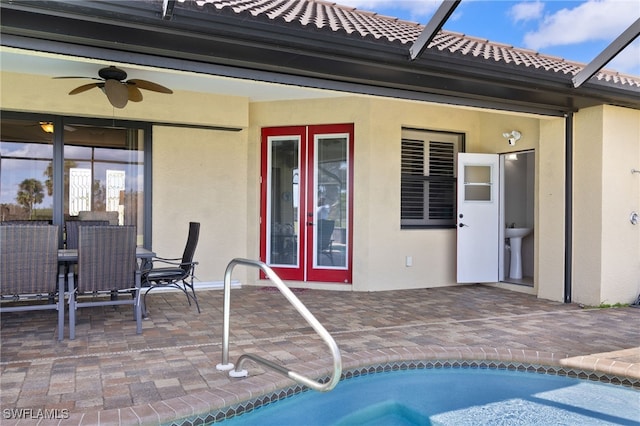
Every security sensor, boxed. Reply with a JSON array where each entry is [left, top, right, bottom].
[[502, 130, 521, 146]]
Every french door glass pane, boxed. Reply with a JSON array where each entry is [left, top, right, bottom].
[[64, 125, 145, 242], [268, 138, 299, 266], [314, 136, 347, 268], [0, 119, 54, 222]]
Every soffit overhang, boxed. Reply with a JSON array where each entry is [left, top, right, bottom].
[[1, 0, 638, 116]]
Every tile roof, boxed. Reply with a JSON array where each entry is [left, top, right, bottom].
[[181, 0, 640, 88]]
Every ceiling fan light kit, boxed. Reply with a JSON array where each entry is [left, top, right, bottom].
[[55, 66, 173, 109]]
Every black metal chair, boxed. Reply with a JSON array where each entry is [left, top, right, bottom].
[[142, 222, 200, 316], [68, 225, 141, 339], [317, 219, 335, 265], [0, 225, 66, 340]]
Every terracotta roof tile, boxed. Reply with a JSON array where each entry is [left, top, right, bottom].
[[180, 0, 640, 88]]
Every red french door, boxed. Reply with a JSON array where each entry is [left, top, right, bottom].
[[260, 124, 353, 283]]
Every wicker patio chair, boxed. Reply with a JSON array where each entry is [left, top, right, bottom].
[[68, 225, 141, 339], [142, 222, 200, 316], [1, 220, 51, 225], [0, 225, 66, 341], [64, 220, 109, 249]]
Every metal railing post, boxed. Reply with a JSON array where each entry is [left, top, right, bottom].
[[215, 260, 235, 371], [215, 258, 342, 392]]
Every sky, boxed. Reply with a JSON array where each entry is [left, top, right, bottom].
[[338, 0, 640, 76]]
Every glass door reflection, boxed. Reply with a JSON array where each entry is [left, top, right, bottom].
[[267, 137, 300, 267]]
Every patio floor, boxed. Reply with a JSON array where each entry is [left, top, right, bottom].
[[1, 284, 639, 425]]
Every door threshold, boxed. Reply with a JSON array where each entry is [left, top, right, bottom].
[[485, 281, 536, 295], [255, 280, 352, 291], [502, 277, 533, 287]]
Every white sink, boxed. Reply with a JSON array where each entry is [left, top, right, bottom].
[[505, 227, 532, 239], [505, 227, 532, 279]]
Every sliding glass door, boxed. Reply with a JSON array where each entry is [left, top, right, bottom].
[[0, 113, 150, 246]]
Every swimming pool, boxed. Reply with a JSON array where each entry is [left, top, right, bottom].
[[217, 367, 639, 425]]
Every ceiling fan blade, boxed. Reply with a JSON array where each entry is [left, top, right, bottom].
[[104, 79, 129, 108], [128, 79, 173, 94], [54, 76, 102, 80], [127, 85, 143, 102], [69, 83, 101, 95]]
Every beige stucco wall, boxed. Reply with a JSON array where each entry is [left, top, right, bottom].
[[248, 97, 550, 292], [574, 107, 605, 304], [600, 106, 640, 304], [247, 97, 373, 289], [573, 105, 640, 305], [537, 118, 567, 302], [151, 126, 249, 283], [1, 65, 565, 293], [9, 64, 638, 303], [475, 112, 540, 154]]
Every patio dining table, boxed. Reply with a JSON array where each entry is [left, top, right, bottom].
[[58, 247, 157, 307], [58, 247, 156, 263]]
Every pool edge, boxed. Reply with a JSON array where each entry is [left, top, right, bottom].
[[138, 346, 639, 426]]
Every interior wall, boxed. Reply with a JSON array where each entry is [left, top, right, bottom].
[[504, 154, 531, 228], [504, 152, 535, 279]]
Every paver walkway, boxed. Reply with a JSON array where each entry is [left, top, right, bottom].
[[1, 285, 638, 424]]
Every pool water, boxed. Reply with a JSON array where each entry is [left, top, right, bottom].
[[218, 368, 639, 425]]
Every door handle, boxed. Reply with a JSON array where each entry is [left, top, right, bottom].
[[307, 222, 314, 226], [459, 223, 469, 228]]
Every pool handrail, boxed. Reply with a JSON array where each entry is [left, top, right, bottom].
[[216, 258, 342, 392]]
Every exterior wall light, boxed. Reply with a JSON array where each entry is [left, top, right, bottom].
[[502, 130, 521, 146]]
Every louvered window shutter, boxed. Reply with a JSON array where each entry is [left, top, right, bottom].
[[401, 130, 462, 228]]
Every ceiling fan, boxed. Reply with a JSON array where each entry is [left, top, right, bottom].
[[54, 66, 173, 109]]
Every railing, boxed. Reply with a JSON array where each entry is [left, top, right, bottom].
[[215, 258, 342, 392]]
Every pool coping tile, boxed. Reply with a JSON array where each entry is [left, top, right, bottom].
[[117, 345, 640, 426]]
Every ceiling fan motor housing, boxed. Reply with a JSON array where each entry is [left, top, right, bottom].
[[98, 66, 127, 81]]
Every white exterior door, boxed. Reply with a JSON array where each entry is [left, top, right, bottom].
[[457, 153, 500, 283]]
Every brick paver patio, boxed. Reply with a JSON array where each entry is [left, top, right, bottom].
[[1, 284, 638, 424]]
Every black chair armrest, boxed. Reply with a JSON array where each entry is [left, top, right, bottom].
[[151, 256, 181, 263], [142, 258, 199, 274]]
